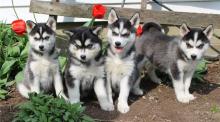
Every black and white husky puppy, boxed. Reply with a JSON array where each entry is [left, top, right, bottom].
[[63, 27, 114, 111], [136, 22, 213, 103], [105, 9, 141, 113], [17, 17, 67, 99]]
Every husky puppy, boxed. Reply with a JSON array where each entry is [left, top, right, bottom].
[[136, 22, 213, 103], [17, 17, 67, 99], [63, 27, 114, 111], [105, 9, 141, 113]]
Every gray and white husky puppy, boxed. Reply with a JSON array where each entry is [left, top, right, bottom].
[[105, 9, 141, 113], [136, 22, 213, 103], [17, 17, 67, 99], [63, 27, 114, 111]]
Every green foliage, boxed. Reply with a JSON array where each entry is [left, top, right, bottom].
[[13, 93, 94, 122], [211, 105, 220, 113], [193, 59, 208, 81], [58, 56, 67, 73], [0, 22, 28, 99]]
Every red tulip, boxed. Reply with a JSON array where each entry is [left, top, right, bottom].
[[92, 4, 106, 19], [136, 25, 143, 37], [11, 19, 26, 35]]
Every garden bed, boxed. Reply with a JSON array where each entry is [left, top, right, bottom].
[[0, 62, 219, 122]]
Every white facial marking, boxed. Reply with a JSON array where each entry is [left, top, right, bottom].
[[35, 33, 40, 39], [188, 40, 194, 46], [194, 32, 198, 42], [119, 22, 124, 33], [42, 32, 49, 38], [39, 27, 42, 34], [85, 39, 91, 46], [196, 40, 202, 47], [75, 40, 82, 46], [113, 28, 119, 34], [121, 29, 128, 35]]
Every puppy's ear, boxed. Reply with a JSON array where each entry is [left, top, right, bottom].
[[26, 20, 36, 33], [92, 26, 102, 35], [46, 16, 56, 31], [63, 30, 74, 37], [108, 9, 118, 24], [180, 23, 190, 37], [203, 24, 213, 40], [130, 12, 140, 29]]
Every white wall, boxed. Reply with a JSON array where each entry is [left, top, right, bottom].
[[0, 0, 220, 23]]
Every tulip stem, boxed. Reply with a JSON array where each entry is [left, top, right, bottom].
[[33, 13, 38, 23], [11, 0, 19, 19]]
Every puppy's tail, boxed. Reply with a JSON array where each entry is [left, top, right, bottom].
[[142, 22, 163, 33]]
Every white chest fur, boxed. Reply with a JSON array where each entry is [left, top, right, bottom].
[[177, 60, 198, 72], [105, 54, 135, 88], [30, 56, 58, 87], [69, 64, 105, 90], [69, 64, 105, 80]]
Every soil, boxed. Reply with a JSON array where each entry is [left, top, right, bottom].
[[0, 62, 219, 122]]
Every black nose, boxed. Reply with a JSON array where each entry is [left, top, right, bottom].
[[191, 55, 197, 60], [115, 42, 121, 47], [80, 55, 86, 60], [39, 45, 44, 50]]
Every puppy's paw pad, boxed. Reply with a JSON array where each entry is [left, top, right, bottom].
[[117, 103, 130, 113]]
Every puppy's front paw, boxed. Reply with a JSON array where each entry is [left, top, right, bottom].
[[117, 102, 130, 113], [132, 88, 144, 96], [152, 78, 162, 84], [58, 93, 68, 100], [186, 93, 196, 101], [100, 102, 114, 111], [177, 95, 190, 103], [70, 99, 80, 104]]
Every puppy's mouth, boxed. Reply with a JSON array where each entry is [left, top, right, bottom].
[[39, 49, 44, 52], [114, 46, 124, 53]]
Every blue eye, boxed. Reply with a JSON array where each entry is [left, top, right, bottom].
[[112, 31, 119, 36], [186, 43, 193, 48], [121, 32, 130, 37], [197, 44, 204, 49], [44, 36, 50, 40], [34, 37, 40, 41], [87, 44, 93, 49]]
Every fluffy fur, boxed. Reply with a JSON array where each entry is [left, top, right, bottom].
[[136, 22, 213, 103], [17, 17, 67, 99], [63, 27, 114, 111], [105, 9, 141, 113]]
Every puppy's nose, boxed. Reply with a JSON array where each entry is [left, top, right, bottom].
[[80, 55, 86, 60], [115, 42, 121, 47], [39, 45, 44, 50], [191, 55, 197, 60]]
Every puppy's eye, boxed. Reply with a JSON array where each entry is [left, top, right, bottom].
[[112, 31, 119, 36], [87, 44, 93, 49], [186, 43, 193, 48], [74, 44, 81, 48], [44, 36, 50, 40], [197, 44, 204, 49], [34, 37, 40, 40], [121, 32, 130, 37]]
